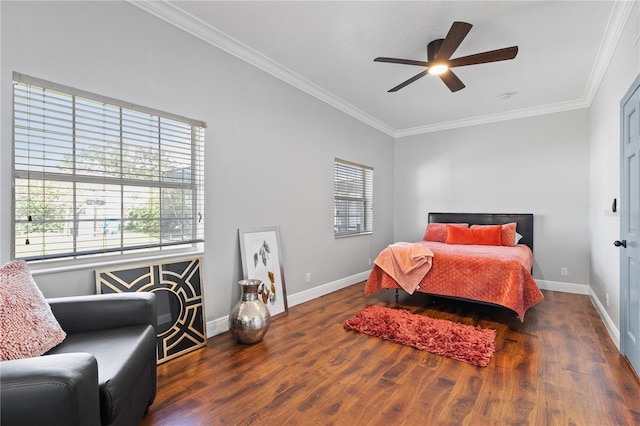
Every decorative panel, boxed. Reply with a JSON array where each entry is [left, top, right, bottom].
[[96, 257, 206, 363]]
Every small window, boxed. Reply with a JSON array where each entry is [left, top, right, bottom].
[[334, 158, 373, 237], [12, 72, 205, 261]]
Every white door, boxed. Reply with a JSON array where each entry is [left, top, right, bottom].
[[620, 74, 640, 375]]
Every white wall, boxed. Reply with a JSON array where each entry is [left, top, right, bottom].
[[0, 2, 395, 329], [393, 109, 591, 285], [589, 2, 640, 331]]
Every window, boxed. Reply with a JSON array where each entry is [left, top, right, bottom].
[[12, 72, 205, 261], [334, 158, 373, 237]]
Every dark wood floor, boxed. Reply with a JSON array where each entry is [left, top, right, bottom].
[[141, 282, 640, 425]]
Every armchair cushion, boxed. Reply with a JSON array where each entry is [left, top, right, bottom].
[[47, 325, 157, 425], [0, 260, 66, 361]]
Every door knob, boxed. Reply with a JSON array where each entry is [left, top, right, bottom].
[[614, 240, 627, 248]]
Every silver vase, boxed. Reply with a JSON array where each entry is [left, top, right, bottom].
[[229, 279, 271, 344]]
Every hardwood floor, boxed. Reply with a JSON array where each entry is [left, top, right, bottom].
[[141, 283, 640, 425]]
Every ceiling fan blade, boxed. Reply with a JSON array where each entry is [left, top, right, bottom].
[[439, 69, 465, 92], [374, 57, 430, 67], [435, 21, 472, 61], [388, 70, 429, 92], [448, 46, 518, 68]]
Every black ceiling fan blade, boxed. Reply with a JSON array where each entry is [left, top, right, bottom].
[[435, 21, 472, 61], [388, 70, 429, 92], [448, 46, 518, 68], [439, 69, 465, 92], [374, 57, 430, 67]]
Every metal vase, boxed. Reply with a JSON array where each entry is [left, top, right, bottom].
[[229, 279, 271, 344]]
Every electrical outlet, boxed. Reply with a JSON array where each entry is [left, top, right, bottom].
[[561, 267, 568, 276], [305, 272, 311, 283], [606, 292, 610, 307], [368, 257, 372, 266]]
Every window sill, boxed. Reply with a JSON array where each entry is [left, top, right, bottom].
[[334, 231, 373, 239], [27, 246, 204, 276]]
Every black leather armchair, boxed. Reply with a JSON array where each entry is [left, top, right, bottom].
[[1, 292, 157, 426]]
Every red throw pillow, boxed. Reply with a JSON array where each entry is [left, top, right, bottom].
[[446, 224, 502, 246], [500, 222, 517, 246], [423, 223, 469, 243], [470, 223, 518, 246]]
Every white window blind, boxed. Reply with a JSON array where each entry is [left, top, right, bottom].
[[334, 158, 373, 237], [12, 72, 205, 261]]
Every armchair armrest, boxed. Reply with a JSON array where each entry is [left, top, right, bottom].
[[0, 353, 101, 426], [48, 292, 157, 335]]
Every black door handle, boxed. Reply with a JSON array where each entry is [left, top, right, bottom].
[[614, 240, 627, 248]]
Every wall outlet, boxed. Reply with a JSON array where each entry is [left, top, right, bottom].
[[305, 272, 311, 283], [606, 292, 610, 307], [561, 267, 568, 276], [368, 257, 372, 266]]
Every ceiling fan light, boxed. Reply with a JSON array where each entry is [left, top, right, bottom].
[[428, 64, 449, 75]]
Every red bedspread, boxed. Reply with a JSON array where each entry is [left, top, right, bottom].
[[365, 241, 543, 321]]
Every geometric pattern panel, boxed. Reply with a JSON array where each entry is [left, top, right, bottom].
[[95, 257, 206, 364]]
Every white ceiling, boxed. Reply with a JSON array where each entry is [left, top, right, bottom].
[[132, 1, 633, 137]]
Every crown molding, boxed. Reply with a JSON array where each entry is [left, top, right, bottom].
[[582, 0, 635, 106], [129, 0, 633, 140], [127, 0, 396, 137], [395, 98, 590, 138]]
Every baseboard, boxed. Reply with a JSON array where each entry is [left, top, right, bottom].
[[286, 271, 370, 308], [206, 316, 230, 339], [589, 288, 621, 350], [535, 279, 590, 295], [206, 270, 370, 338]]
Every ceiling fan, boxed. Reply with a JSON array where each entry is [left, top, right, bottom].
[[374, 21, 518, 93]]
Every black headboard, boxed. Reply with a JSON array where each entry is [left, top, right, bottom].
[[428, 213, 534, 252]]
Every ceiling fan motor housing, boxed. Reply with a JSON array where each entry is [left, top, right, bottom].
[[427, 39, 445, 62]]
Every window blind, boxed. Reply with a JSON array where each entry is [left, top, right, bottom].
[[334, 158, 373, 237], [12, 72, 205, 261]]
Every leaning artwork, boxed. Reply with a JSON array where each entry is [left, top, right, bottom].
[[238, 226, 288, 320]]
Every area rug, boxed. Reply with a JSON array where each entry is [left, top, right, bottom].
[[343, 306, 496, 367]]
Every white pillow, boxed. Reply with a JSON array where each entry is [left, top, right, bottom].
[[515, 231, 523, 244]]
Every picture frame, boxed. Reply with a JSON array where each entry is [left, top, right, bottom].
[[95, 257, 206, 364], [238, 226, 288, 320]]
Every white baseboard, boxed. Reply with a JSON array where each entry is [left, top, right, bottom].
[[589, 288, 621, 349], [535, 279, 590, 295], [206, 270, 370, 338], [286, 271, 370, 308], [206, 316, 230, 339]]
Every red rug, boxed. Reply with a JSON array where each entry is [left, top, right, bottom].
[[343, 306, 496, 367]]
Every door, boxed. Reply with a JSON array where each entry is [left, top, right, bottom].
[[620, 74, 640, 375]]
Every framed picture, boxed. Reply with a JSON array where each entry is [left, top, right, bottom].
[[239, 226, 288, 320], [95, 257, 206, 364]]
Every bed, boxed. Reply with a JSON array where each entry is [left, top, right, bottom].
[[364, 213, 544, 321]]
